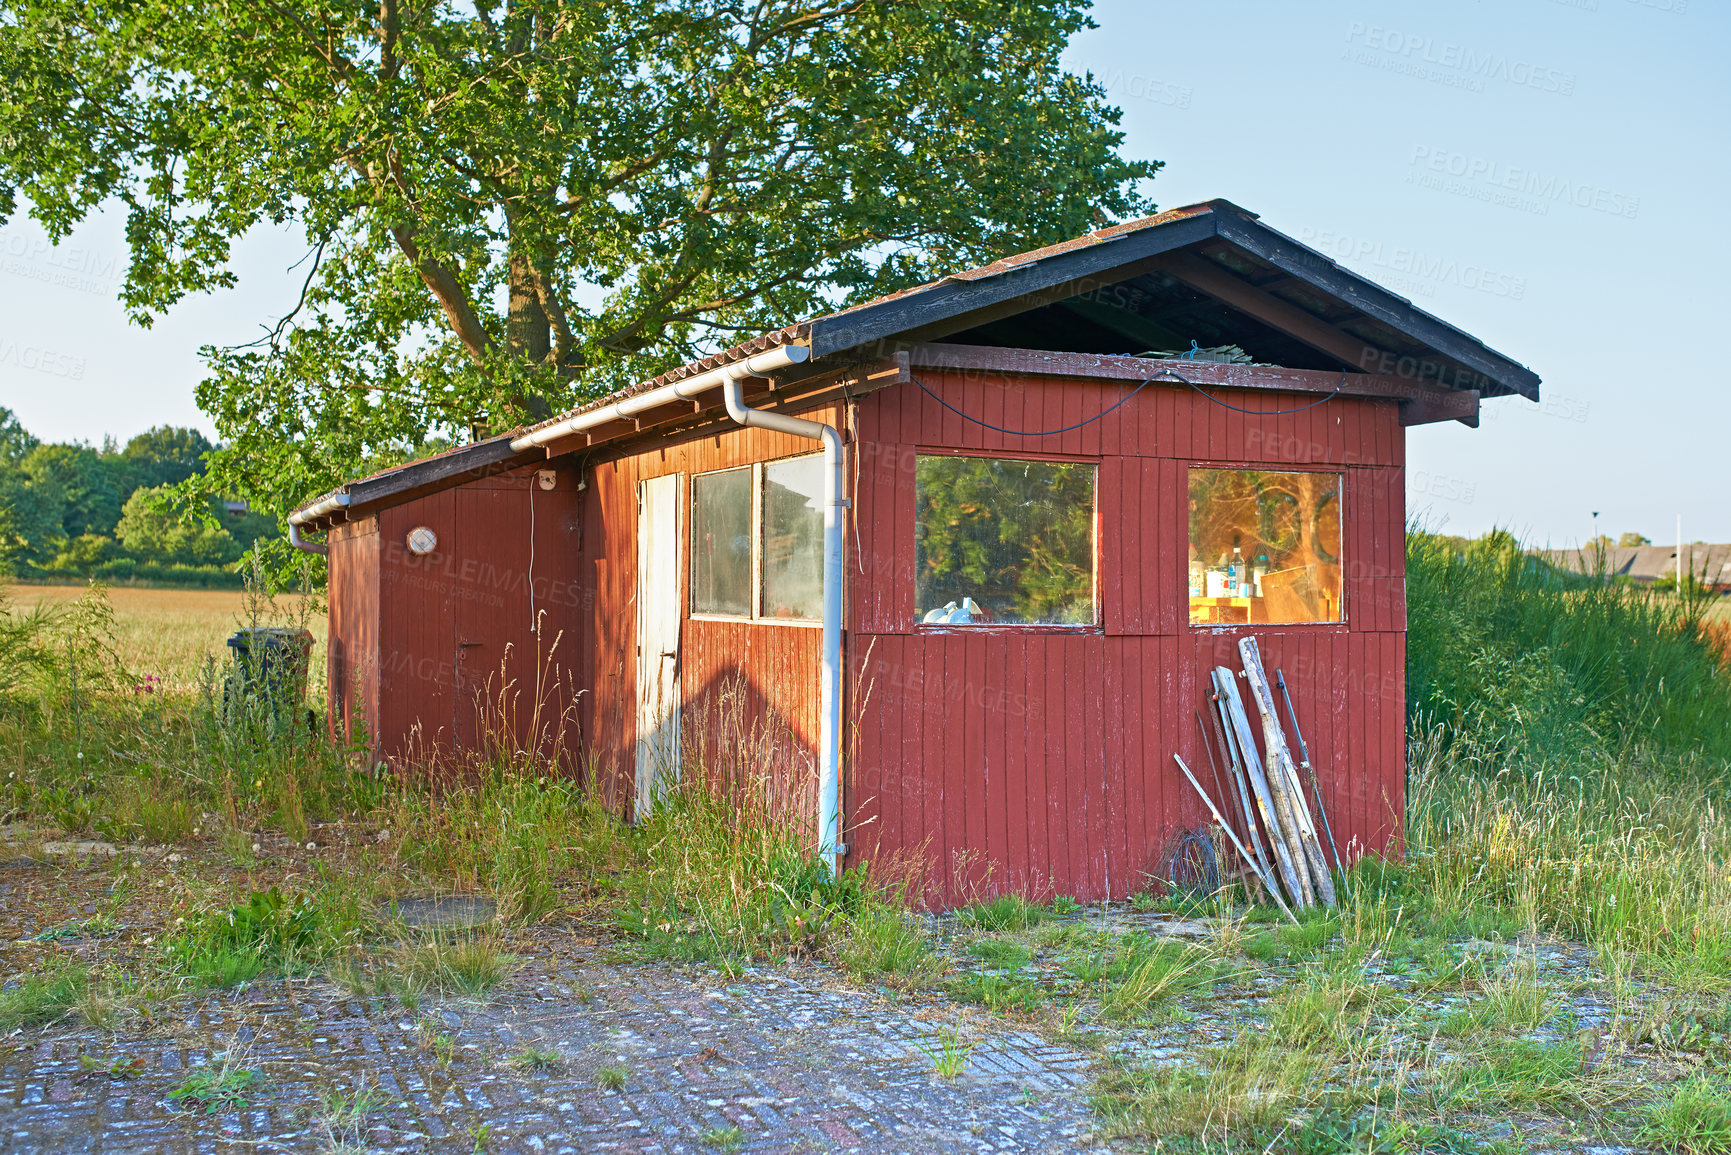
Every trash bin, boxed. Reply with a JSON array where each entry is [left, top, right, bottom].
[[225, 627, 315, 710]]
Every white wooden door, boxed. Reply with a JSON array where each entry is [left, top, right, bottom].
[[634, 473, 682, 819]]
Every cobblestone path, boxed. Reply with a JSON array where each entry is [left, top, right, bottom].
[[0, 940, 1103, 1154]]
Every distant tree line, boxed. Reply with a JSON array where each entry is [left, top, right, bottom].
[[0, 407, 277, 585]]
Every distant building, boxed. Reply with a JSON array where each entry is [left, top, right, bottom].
[[1534, 544, 1731, 592]]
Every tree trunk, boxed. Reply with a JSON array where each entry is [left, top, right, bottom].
[[505, 247, 552, 421]]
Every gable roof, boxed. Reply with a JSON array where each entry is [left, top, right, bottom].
[[293, 199, 1540, 525]]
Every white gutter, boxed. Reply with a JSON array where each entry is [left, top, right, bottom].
[[286, 492, 350, 555], [720, 369, 846, 879], [509, 343, 812, 453]]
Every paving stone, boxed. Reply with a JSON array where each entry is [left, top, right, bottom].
[[0, 957, 1106, 1154]]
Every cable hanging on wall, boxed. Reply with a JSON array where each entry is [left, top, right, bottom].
[[910, 366, 1344, 438]]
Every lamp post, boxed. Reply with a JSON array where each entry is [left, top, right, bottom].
[[1591, 511, 1601, 574]]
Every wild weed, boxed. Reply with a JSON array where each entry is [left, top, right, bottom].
[[917, 1024, 976, 1078], [967, 936, 1032, 970], [1098, 941, 1215, 1022], [512, 1046, 562, 1072], [958, 894, 1047, 932], [1640, 1075, 1731, 1155], [837, 908, 934, 984], [595, 1064, 628, 1089], [0, 965, 88, 1029], [168, 1045, 263, 1115], [698, 1124, 745, 1152]]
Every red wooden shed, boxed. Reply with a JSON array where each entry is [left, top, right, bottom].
[[290, 200, 1539, 905]]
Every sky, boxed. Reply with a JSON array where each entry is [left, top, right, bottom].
[[0, 0, 1725, 548]]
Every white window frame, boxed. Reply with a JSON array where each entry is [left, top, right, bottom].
[[689, 453, 824, 628]]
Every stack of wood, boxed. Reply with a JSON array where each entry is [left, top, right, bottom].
[[1172, 636, 1349, 923]]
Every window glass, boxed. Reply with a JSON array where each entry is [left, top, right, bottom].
[[691, 467, 752, 616], [1188, 469, 1342, 625], [915, 455, 1096, 626], [762, 454, 825, 620]]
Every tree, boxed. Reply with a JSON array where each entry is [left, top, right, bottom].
[[116, 426, 214, 493], [0, 409, 37, 466], [20, 444, 121, 539], [0, 1, 1156, 582], [113, 486, 242, 566], [1618, 532, 1651, 548]]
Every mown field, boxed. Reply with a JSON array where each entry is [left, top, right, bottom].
[[0, 546, 1729, 1152]]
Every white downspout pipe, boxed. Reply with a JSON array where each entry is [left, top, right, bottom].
[[286, 492, 350, 555], [721, 370, 846, 878]]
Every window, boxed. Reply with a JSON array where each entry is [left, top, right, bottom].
[[1188, 469, 1342, 625], [691, 467, 753, 616], [762, 454, 825, 620], [690, 454, 824, 622], [914, 455, 1096, 626]]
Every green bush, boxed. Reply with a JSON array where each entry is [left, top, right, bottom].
[[1406, 529, 1731, 766]]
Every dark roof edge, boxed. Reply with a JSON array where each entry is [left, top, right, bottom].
[[292, 434, 533, 526], [807, 213, 1220, 358], [1211, 209, 1541, 400]]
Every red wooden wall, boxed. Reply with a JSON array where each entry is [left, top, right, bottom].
[[325, 463, 588, 767], [330, 363, 1407, 907], [847, 365, 1407, 904], [580, 408, 839, 820]]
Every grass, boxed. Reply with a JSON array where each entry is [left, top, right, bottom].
[[699, 1124, 745, 1152], [4, 546, 1731, 1153], [511, 1046, 562, 1072], [0, 966, 88, 1029], [916, 1024, 975, 1079], [1641, 1075, 1731, 1155], [168, 1047, 264, 1115]]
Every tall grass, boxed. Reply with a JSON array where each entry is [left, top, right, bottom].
[[1403, 530, 1731, 976], [1407, 529, 1731, 764]]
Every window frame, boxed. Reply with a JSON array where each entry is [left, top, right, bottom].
[[688, 452, 825, 628], [1183, 462, 1348, 630], [911, 447, 1102, 632]]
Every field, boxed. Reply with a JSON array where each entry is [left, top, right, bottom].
[[0, 548, 1728, 1152], [4, 583, 326, 694]]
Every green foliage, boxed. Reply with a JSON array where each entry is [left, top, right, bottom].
[[914, 456, 1097, 623], [958, 894, 1049, 932], [168, 887, 320, 987], [0, 0, 1157, 588], [168, 1056, 264, 1115], [1406, 528, 1731, 764], [1641, 1076, 1731, 1155], [0, 966, 88, 1029], [0, 411, 250, 578], [114, 486, 243, 566]]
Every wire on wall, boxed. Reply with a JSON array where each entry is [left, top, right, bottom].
[[910, 367, 1344, 437]]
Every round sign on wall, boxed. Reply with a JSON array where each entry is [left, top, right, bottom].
[[406, 526, 438, 555]]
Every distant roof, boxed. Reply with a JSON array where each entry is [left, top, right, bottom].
[[1535, 544, 1731, 583]]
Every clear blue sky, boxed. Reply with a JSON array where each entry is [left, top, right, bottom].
[[1, 0, 1724, 546]]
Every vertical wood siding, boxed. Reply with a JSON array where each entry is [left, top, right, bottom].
[[581, 406, 842, 824], [366, 466, 587, 769], [327, 517, 379, 744], [849, 366, 1407, 905]]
